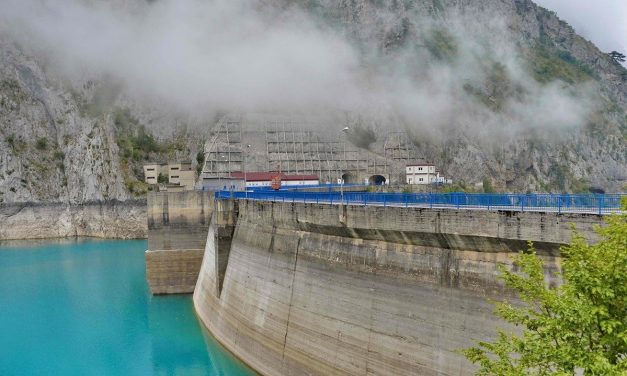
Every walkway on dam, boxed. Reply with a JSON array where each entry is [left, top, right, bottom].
[[215, 190, 625, 215]]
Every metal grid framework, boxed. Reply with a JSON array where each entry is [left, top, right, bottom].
[[202, 115, 392, 183], [202, 116, 243, 178], [383, 131, 422, 162]]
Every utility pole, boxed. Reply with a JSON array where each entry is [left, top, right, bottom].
[[244, 144, 251, 199]]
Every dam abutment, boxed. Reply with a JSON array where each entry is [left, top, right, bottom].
[[145, 191, 214, 294]]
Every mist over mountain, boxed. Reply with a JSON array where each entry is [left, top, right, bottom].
[[0, 0, 625, 204]]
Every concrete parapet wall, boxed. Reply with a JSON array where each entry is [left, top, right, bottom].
[[145, 191, 214, 294], [194, 201, 604, 375], [147, 191, 213, 250]]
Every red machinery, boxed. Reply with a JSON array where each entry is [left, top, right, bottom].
[[270, 174, 282, 191]]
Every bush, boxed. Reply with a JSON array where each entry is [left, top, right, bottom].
[[482, 177, 496, 193], [35, 138, 48, 150], [464, 199, 627, 374], [157, 173, 168, 184]]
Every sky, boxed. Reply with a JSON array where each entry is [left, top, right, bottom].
[[534, 0, 627, 59]]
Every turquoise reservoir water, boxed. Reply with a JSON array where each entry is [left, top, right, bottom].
[[0, 238, 254, 376]]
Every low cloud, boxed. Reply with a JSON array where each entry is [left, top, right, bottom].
[[0, 0, 599, 138]]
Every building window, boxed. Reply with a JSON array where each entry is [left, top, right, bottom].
[[171, 176, 179, 179], [419, 178, 423, 182], [419, 167, 423, 171]]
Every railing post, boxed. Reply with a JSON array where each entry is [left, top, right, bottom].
[[384, 194, 387, 207], [557, 195, 561, 214], [599, 195, 603, 215], [429, 193, 433, 209], [520, 195, 524, 212], [487, 195, 491, 211], [456, 194, 460, 210]]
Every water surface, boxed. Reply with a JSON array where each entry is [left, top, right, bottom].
[[0, 238, 254, 376]]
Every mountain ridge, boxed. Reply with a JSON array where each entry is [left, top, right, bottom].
[[0, 0, 624, 208]]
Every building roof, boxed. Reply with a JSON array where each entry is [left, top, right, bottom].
[[231, 172, 319, 182], [406, 163, 434, 167]]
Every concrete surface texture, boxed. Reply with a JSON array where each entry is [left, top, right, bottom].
[[145, 191, 213, 294], [193, 200, 604, 375]]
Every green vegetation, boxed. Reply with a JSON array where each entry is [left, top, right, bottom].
[[441, 181, 475, 193], [529, 41, 595, 84], [608, 51, 625, 63], [464, 198, 627, 375], [35, 138, 48, 151], [196, 151, 205, 175], [157, 173, 168, 184], [124, 178, 151, 197], [114, 109, 160, 162], [0, 79, 28, 108], [482, 177, 496, 193], [112, 107, 200, 196], [5, 133, 28, 155], [423, 29, 457, 61], [547, 161, 589, 193]]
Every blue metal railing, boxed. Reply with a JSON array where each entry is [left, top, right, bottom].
[[214, 191, 625, 214]]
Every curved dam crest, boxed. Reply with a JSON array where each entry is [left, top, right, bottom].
[[190, 197, 602, 375]]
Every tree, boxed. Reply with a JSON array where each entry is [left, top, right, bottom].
[[463, 198, 627, 375], [483, 177, 496, 193], [608, 51, 626, 63], [157, 172, 168, 184]]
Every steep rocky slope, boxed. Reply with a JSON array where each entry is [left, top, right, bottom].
[[0, 37, 203, 238], [0, 0, 625, 239], [312, 0, 626, 191]]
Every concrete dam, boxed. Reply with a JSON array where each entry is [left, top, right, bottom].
[[146, 191, 605, 375]]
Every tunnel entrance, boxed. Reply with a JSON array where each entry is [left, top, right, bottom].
[[341, 172, 359, 184], [368, 175, 386, 186]]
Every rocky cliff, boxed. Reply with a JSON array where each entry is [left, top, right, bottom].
[[0, 35, 203, 239], [310, 0, 626, 191], [0, 0, 625, 239]]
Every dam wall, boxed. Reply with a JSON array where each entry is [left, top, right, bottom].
[[146, 191, 213, 294], [193, 200, 603, 375]]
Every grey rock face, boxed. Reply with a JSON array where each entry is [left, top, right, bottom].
[[0, 0, 625, 211], [0, 38, 129, 205]]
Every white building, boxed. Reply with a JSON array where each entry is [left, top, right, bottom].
[[406, 163, 436, 185], [143, 162, 196, 191], [406, 164, 452, 185]]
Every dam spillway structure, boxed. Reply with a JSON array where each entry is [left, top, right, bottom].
[[145, 190, 612, 375]]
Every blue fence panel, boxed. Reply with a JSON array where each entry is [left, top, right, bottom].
[[215, 191, 625, 214]]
